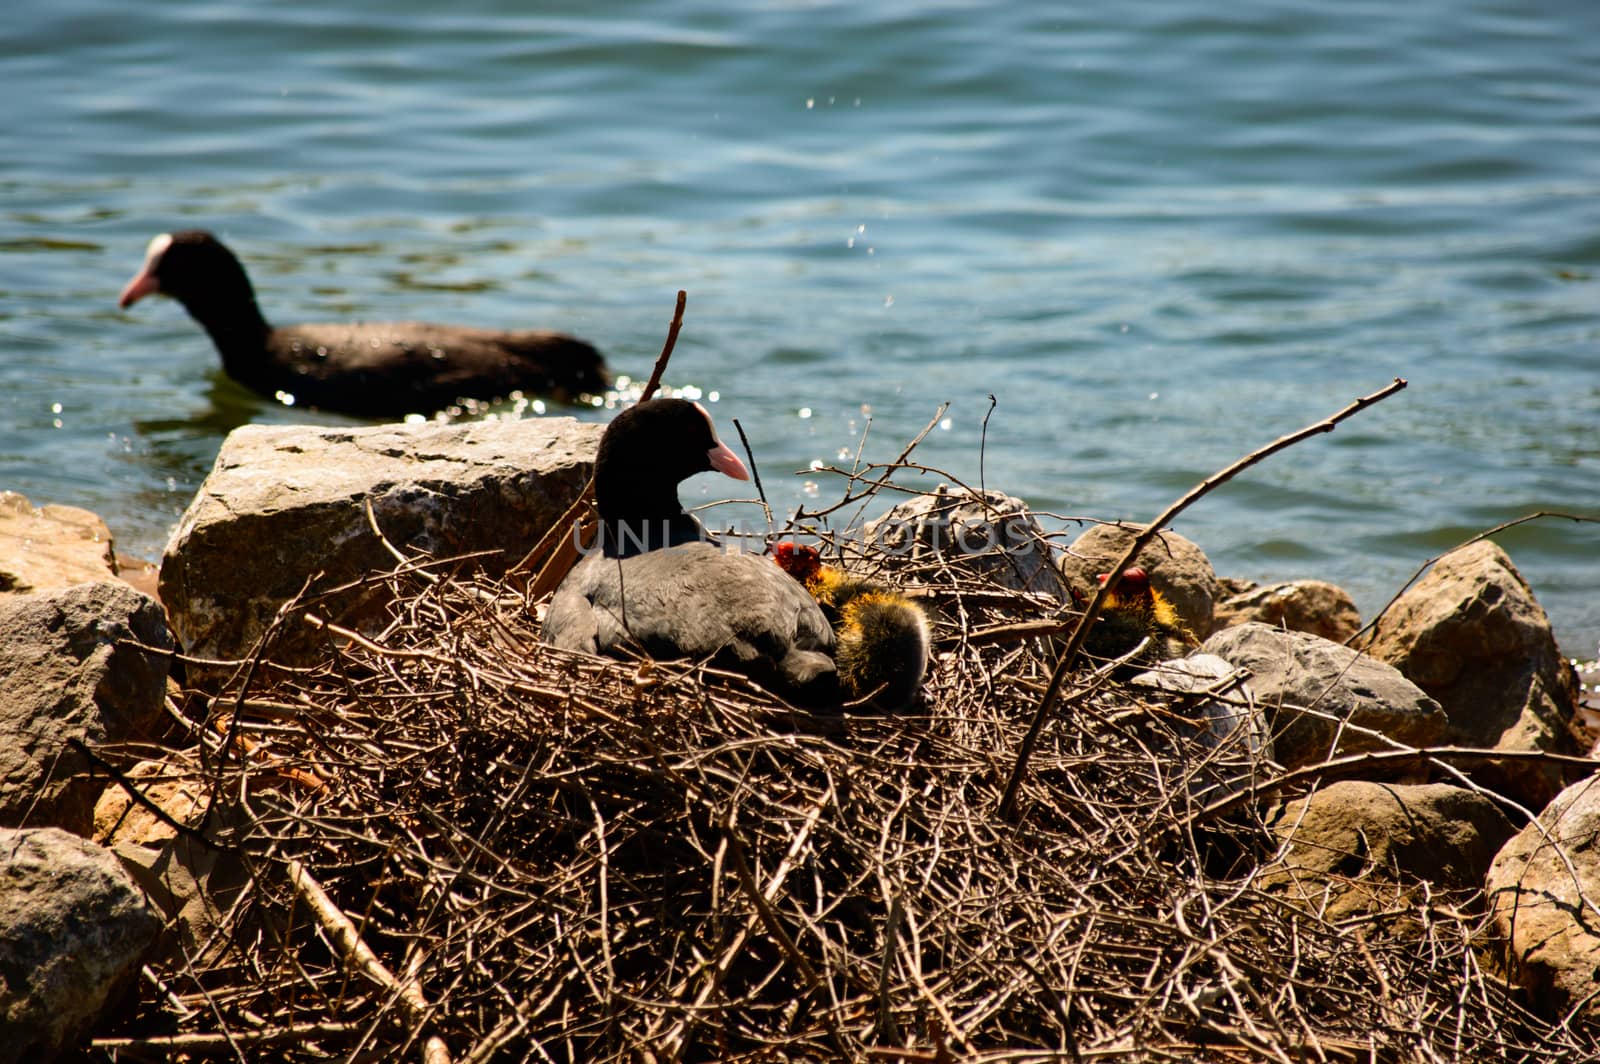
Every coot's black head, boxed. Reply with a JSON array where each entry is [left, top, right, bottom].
[[594, 398, 749, 523], [118, 230, 257, 315]]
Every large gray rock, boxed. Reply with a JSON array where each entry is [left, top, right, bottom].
[[863, 487, 1067, 600], [1201, 623, 1446, 770], [0, 582, 172, 834], [1487, 777, 1600, 1021], [160, 416, 601, 670], [0, 492, 117, 596], [1059, 524, 1218, 639], [0, 826, 162, 1062], [1363, 541, 1581, 809], [1260, 781, 1515, 919]]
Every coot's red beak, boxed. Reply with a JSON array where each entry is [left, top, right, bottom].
[[118, 267, 160, 309], [706, 439, 750, 481]]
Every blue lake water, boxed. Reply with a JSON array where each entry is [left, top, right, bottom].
[[3, 0, 1598, 655]]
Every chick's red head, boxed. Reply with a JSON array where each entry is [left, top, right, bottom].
[[1098, 566, 1150, 591], [772, 541, 824, 584], [1097, 566, 1154, 607]]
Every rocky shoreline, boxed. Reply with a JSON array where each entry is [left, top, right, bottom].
[[2, 414, 1598, 1060]]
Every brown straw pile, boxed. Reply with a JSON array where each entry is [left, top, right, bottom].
[[95, 453, 1598, 1064]]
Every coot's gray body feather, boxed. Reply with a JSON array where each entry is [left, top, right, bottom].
[[546, 542, 838, 702], [541, 398, 839, 704]]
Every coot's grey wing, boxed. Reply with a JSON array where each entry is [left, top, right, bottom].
[[542, 553, 605, 654], [542, 543, 838, 704], [543, 544, 739, 659]]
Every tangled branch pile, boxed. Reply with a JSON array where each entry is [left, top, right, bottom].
[[102, 468, 1596, 1063]]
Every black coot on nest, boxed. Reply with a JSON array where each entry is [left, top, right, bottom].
[[542, 398, 839, 705]]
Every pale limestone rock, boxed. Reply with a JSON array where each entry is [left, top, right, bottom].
[[93, 759, 205, 851], [1260, 780, 1514, 919], [0, 491, 117, 595], [94, 758, 247, 968], [160, 416, 601, 672], [1213, 578, 1361, 643], [1364, 541, 1581, 809], [1487, 777, 1600, 1020]]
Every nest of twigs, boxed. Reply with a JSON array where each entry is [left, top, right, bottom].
[[97, 450, 1598, 1064]]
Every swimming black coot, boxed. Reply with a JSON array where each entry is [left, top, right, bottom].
[[542, 399, 838, 704], [117, 229, 607, 417]]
